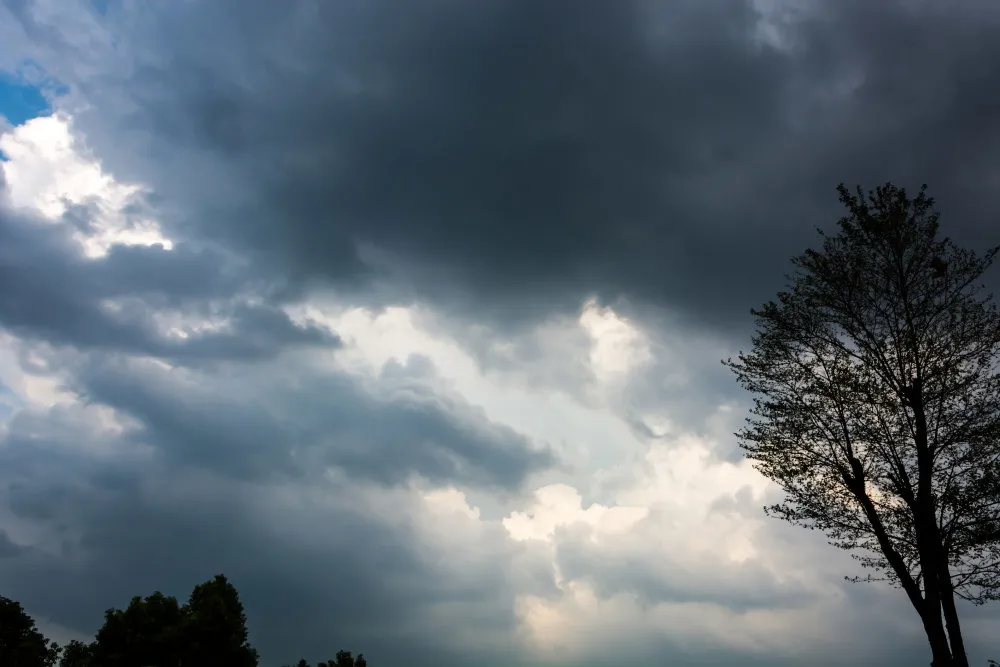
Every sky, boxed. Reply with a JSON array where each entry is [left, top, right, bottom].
[[0, 1, 998, 666]]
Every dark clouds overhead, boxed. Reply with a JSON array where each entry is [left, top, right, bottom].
[[49, 0, 1000, 334], [0, 411, 532, 666], [71, 351, 555, 488], [0, 200, 336, 361], [0, 339, 556, 664]]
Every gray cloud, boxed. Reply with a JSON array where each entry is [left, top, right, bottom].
[[3, 0, 1000, 665], [43, 0, 1000, 338], [0, 528, 24, 557], [0, 201, 337, 362], [0, 79, 557, 662], [0, 361, 552, 665], [64, 350, 555, 489]]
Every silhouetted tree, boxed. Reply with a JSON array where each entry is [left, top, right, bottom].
[[0, 595, 60, 667], [2, 582, 369, 667], [180, 574, 258, 667], [282, 650, 368, 667], [58, 640, 95, 667], [90, 574, 259, 667], [726, 183, 1000, 667], [92, 591, 185, 667], [331, 650, 365, 667]]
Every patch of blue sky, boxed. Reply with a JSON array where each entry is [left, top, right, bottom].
[[0, 73, 51, 127], [0, 60, 69, 160]]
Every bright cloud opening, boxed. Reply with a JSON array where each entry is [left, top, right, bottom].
[[0, 113, 172, 256]]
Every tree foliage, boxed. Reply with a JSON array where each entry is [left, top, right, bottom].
[[4, 574, 367, 667], [57, 640, 94, 667], [0, 595, 60, 667], [283, 650, 368, 667], [181, 574, 259, 667], [726, 182, 1000, 667], [92, 591, 185, 667], [86, 574, 259, 667]]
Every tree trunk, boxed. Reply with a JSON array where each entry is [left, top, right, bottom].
[[937, 552, 969, 667], [914, 503, 952, 667], [919, 599, 954, 667], [842, 457, 953, 666], [912, 395, 954, 667]]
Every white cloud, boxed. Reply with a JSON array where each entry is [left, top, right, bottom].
[[1, 113, 172, 256], [499, 429, 808, 658], [265, 281, 919, 663], [579, 297, 653, 383], [286, 297, 649, 484], [503, 483, 648, 544], [0, 333, 74, 410]]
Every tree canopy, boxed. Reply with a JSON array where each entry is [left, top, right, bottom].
[[2, 574, 367, 667], [0, 595, 60, 667], [727, 182, 1000, 667]]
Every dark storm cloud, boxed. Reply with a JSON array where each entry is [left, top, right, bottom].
[[0, 340, 555, 665], [52, 0, 1000, 336], [0, 416, 527, 666], [0, 128, 556, 664], [65, 351, 554, 489], [0, 199, 337, 361], [2, 1, 1000, 665], [0, 528, 24, 557]]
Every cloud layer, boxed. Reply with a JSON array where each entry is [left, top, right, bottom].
[[1, 1, 1000, 666]]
